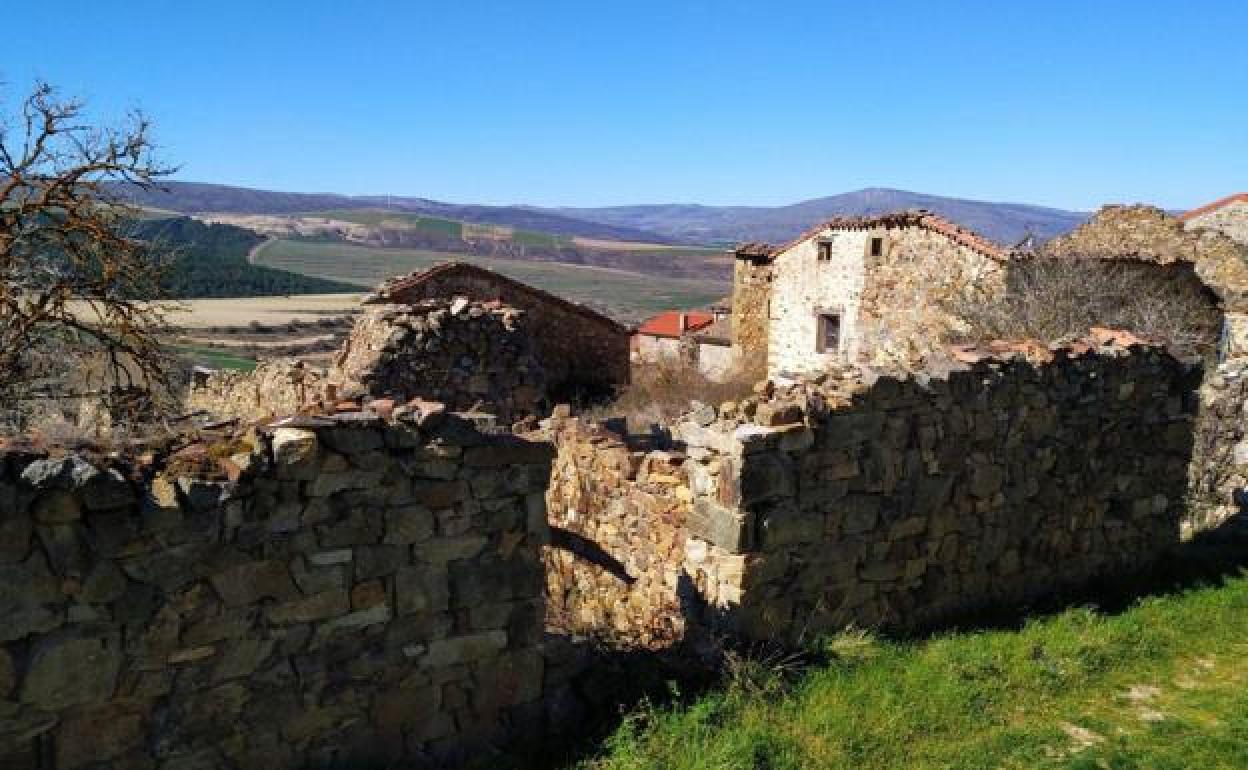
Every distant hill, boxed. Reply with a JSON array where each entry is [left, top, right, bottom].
[[555, 188, 1090, 246], [117, 181, 678, 244], [132, 216, 363, 298], [119, 182, 1090, 248]]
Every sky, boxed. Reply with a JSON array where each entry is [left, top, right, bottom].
[[4, 0, 1246, 210]]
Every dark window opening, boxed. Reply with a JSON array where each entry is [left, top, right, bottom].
[[869, 236, 884, 257], [817, 239, 835, 261], [817, 313, 841, 353]]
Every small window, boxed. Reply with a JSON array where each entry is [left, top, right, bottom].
[[869, 236, 884, 257], [817, 312, 841, 353], [817, 238, 835, 262]]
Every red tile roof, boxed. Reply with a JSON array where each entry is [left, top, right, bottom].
[[635, 311, 715, 339], [1179, 193, 1248, 222], [733, 209, 1008, 263]]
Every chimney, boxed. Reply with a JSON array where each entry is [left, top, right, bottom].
[[679, 313, 689, 333]]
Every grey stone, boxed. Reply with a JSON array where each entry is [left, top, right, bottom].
[[210, 561, 298, 607], [212, 638, 275, 682], [423, 630, 507, 666], [384, 505, 434, 544], [396, 565, 449, 615], [267, 589, 348, 625], [22, 631, 122, 710], [81, 561, 128, 603]]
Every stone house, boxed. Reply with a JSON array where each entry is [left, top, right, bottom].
[[369, 262, 630, 399], [634, 304, 739, 380], [1180, 193, 1248, 245], [632, 310, 715, 362], [732, 210, 1008, 375]]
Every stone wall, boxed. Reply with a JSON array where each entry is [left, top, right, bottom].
[[331, 299, 547, 423], [729, 256, 772, 368], [542, 418, 694, 648], [857, 226, 1005, 370], [1184, 198, 1248, 246], [674, 341, 1196, 641], [187, 360, 325, 422], [374, 263, 631, 399], [545, 338, 1198, 650], [1043, 204, 1248, 313], [0, 409, 553, 768]]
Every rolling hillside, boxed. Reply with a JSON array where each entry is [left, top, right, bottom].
[[116, 181, 678, 244], [251, 239, 727, 323], [133, 216, 362, 297], [118, 182, 1090, 248], [557, 187, 1090, 245]]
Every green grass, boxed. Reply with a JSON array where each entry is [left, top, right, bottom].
[[577, 571, 1248, 770], [253, 239, 728, 323], [513, 228, 573, 248], [172, 344, 257, 372], [304, 209, 464, 237]]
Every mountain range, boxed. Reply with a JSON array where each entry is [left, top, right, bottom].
[[122, 181, 1090, 246]]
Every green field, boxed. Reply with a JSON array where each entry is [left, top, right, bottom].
[[305, 209, 465, 238], [252, 239, 728, 323], [574, 558, 1248, 770], [172, 344, 257, 372]]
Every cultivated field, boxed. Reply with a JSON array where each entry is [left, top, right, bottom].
[[251, 239, 729, 322], [159, 293, 366, 328]]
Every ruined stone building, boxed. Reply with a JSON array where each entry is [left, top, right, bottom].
[[1044, 203, 1248, 358], [370, 262, 630, 399], [1180, 192, 1248, 245], [732, 211, 1008, 375]]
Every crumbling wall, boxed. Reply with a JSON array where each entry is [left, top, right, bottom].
[[0, 409, 553, 768], [187, 359, 325, 421], [672, 340, 1197, 642], [331, 299, 547, 422], [730, 257, 772, 367], [542, 418, 692, 647], [375, 264, 630, 398]]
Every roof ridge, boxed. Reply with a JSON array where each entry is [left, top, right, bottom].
[[371, 261, 629, 332], [733, 209, 1007, 262], [1179, 193, 1248, 222]]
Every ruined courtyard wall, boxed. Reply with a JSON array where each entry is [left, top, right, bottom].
[[187, 360, 325, 422], [1183, 199, 1248, 246], [0, 415, 553, 768], [542, 419, 692, 647], [675, 344, 1197, 643], [382, 270, 630, 397], [857, 226, 1006, 370], [331, 300, 547, 422]]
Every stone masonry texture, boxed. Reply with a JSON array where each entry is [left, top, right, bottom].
[[331, 298, 548, 422], [0, 411, 553, 768], [371, 262, 631, 399]]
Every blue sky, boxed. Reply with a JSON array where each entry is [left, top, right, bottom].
[[4, 0, 1245, 209]]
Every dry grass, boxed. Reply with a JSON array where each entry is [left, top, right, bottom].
[[951, 257, 1221, 357], [588, 355, 764, 430]]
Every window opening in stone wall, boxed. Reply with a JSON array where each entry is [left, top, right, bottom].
[[817, 238, 835, 261], [869, 236, 884, 257], [817, 312, 841, 353]]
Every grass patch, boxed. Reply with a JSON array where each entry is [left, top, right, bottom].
[[172, 344, 257, 372], [576, 571, 1248, 770], [253, 239, 727, 323]]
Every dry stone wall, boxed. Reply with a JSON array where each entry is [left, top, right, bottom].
[[543, 418, 693, 648], [544, 339, 1199, 650], [674, 342, 1197, 641], [187, 360, 325, 422], [330, 299, 547, 423], [0, 410, 553, 768], [1183, 199, 1248, 246]]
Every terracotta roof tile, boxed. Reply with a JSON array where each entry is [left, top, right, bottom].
[[635, 311, 715, 339], [1179, 193, 1248, 222], [733, 209, 1008, 263]]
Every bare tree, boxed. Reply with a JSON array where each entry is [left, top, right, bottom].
[[0, 81, 177, 403]]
